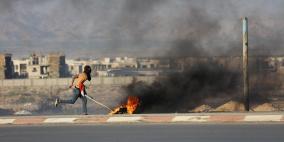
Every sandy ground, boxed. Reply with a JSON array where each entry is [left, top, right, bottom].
[[0, 84, 281, 115], [0, 85, 126, 115]]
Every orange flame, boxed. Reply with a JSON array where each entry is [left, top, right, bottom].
[[110, 96, 140, 115], [126, 96, 139, 114]]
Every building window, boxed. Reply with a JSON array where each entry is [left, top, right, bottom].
[[15, 65, 18, 70], [20, 64, 27, 72], [32, 67, 37, 72]]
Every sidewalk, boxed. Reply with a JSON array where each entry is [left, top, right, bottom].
[[1, 112, 284, 125]]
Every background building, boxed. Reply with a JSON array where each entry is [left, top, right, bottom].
[[65, 59, 84, 76], [26, 53, 49, 79], [9, 52, 284, 79], [13, 59, 29, 78], [0, 53, 13, 79], [48, 53, 68, 78]]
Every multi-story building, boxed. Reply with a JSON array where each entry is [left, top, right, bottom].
[[26, 53, 49, 79], [112, 57, 137, 68], [0, 53, 13, 79], [65, 59, 84, 76], [48, 53, 68, 78], [137, 58, 159, 69], [12, 53, 68, 79], [13, 58, 29, 78]]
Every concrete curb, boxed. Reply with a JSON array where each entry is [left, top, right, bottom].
[[1, 113, 284, 125]]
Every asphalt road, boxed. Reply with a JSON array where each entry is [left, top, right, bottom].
[[0, 123, 284, 142]]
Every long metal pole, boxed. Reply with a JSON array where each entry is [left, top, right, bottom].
[[85, 95, 113, 112], [242, 17, 249, 111]]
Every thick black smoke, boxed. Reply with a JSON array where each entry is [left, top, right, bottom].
[[124, 62, 241, 113], [114, 0, 282, 113]]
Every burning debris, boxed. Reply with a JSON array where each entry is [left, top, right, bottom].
[[110, 96, 140, 114]]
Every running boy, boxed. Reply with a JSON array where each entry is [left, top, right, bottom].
[[55, 65, 92, 115]]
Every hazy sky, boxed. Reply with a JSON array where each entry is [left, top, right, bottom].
[[0, 0, 284, 58]]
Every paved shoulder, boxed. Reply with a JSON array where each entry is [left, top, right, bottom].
[[1, 113, 284, 125]]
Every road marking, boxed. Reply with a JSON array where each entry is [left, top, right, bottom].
[[244, 115, 282, 122], [172, 116, 210, 122], [107, 117, 142, 122], [0, 119, 15, 124], [44, 118, 77, 123]]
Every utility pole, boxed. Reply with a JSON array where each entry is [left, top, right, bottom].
[[242, 17, 249, 111]]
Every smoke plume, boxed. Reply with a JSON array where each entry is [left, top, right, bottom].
[[0, 0, 284, 57], [123, 62, 241, 113]]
